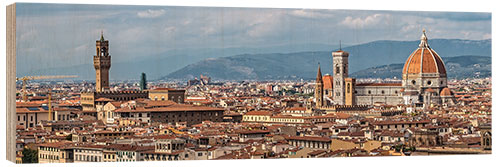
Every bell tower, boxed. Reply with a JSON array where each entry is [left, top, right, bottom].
[[315, 63, 324, 108], [332, 49, 349, 105], [94, 31, 111, 92]]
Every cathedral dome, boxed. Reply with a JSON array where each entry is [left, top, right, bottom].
[[440, 87, 453, 96], [402, 29, 446, 75]]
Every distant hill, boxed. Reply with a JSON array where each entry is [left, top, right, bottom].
[[164, 39, 491, 81], [351, 55, 491, 79], [27, 39, 490, 81]]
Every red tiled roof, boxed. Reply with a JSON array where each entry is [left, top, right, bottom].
[[323, 75, 333, 89], [237, 130, 270, 135], [285, 135, 331, 142], [114, 103, 223, 113], [95, 97, 114, 102], [245, 110, 272, 116]]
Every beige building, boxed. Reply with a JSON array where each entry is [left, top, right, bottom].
[[80, 91, 148, 111], [38, 141, 73, 163], [16, 106, 51, 129], [140, 137, 189, 161], [72, 145, 105, 163], [103, 150, 117, 162], [148, 88, 185, 104], [330, 139, 382, 152], [286, 136, 331, 150], [282, 107, 310, 117], [242, 110, 272, 122]]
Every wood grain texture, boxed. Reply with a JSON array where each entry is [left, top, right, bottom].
[[6, 3, 17, 163]]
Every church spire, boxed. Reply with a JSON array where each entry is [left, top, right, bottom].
[[100, 30, 105, 42], [316, 63, 323, 83], [419, 28, 429, 48]]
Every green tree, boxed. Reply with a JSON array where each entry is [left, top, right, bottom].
[[22, 147, 38, 163]]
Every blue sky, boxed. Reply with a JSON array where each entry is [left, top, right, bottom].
[[16, 3, 491, 76]]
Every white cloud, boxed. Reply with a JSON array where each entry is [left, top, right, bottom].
[[289, 9, 335, 19], [341, 14, 391, 28], [137, 9, 166, 18], [244, 12, 285, 38]]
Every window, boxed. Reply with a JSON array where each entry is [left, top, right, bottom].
[[347, 83, 351, 93], [381, 90, 385, 94], [412, 80, 416, 85], [368, 91, 371, 94], [427, 80, 432, 85], [18, 116, 20, 121]]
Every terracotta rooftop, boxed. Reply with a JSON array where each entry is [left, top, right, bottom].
[[245, 110, 273, 116], [285, 135, 331, 142]]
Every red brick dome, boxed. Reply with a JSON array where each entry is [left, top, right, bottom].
[[402, 30, 446, 75], [440, 87, 453, 96]]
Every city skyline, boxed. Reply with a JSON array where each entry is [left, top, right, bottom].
[[9, 3, 492, 164]]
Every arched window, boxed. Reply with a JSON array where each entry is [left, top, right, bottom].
[[101, 47, 107, 56], [335, 65, 340, 74]]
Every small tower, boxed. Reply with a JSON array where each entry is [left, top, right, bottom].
[[94, 31, 111, 92], [345, 78, 356, 106], [315, 63, 324, 108], [332, 48, 349, 105], [140, 72, 147, 91]]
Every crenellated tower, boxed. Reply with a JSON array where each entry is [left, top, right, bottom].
[[94, 32, 111, 92]]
